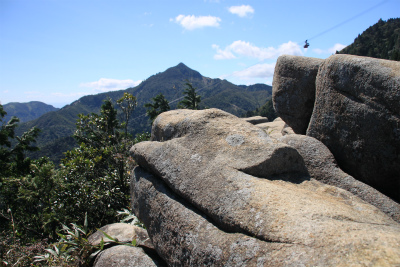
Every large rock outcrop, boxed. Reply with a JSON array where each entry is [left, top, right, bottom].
[[273, 54, 400, 201], [130, 108, 400, 266], [272, 55, 324, 134]]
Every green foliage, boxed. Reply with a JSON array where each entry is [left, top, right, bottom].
[[55, 99, 137, 229], [259, 99, 277, 121], [243, 98, 277, 121], [134, 132, 151, 143], [33, 214, 139, 266], [117, 93, 137, 135], [1, 100, 150, 247], [0, 158, 59, 240], [74, 98, 120, 148], [11, 126, 41, 176], [144, 93, 171, 122], [178, 81, 201, 110], [0, 105, 40, 181], [0, 105, 56, 241], [338, 18, 400, 61], [34, 215, 98, 266], [117, 208, 146, 229]]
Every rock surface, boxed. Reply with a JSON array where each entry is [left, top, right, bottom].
[[255, 117, 294, 140], [272, 55, 324, 134], [132, 167, 316, 266], [280, 134, 400, 223], [93, 245, 165, 267], [131, 108, 400, 266], [88, 223, 153, 249], [306, 54, 400, 201], [272, 54, 400, 202]]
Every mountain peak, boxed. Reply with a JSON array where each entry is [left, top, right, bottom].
[[176, 62, 189, 69], [159, 63, 203, 81], [173, 62, 197, 74]]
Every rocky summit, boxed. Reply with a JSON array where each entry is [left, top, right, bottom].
[[91, 54, 400, 266], [128, 108, 400, 266], [273, 54, 400, 202]]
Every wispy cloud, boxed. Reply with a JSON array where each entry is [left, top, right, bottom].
[[212, 44, 236, 59], [232, 63, 275, 79], [171, 15, 221, 30], [313, 43, 347, 54], [228, 5, 254, 17], [80, 78, 142, 92], [213, 40, 303, 60]]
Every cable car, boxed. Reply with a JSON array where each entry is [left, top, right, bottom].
[[304, 40, 310, 48]]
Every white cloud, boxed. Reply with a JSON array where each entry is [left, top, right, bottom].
[[80, 78, 142, 92], [213, 40, 303, 60], [228, 5, 254, 17], [232, 63, 275, 79], [313, 43, 347, 54], [329, 43, 347, 53], [171, 15, 221, 30], [212, 44, 236, 59], [278, 41, 304, 56]]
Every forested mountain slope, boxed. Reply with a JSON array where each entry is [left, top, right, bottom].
[[338, 18, 400, 61], [3, 101, 59, 123], [17, 63, 272, 163]]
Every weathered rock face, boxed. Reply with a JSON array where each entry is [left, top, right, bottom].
[[255, 117, 294, 140], [280, 134, 400, 223], [88, 223, 153, 249], [93, 245, 165, 267], [273, 54, 400, 202], [131, 108, 400, 266], [272, 55, 324, 134], [307, 54, 400, 201], [132, 167, 315, 266]]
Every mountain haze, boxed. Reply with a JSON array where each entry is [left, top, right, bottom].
[[18, 63, 272, 163]]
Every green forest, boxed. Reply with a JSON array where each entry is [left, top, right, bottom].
[[0, 95, 150, 266], [338, 18, 400, 61]]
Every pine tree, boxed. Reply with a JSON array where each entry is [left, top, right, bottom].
[[144, 93, 170, 122], [178, 81, 201, 110]]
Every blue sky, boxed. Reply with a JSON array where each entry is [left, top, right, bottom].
[[1, 0, 398, 108]]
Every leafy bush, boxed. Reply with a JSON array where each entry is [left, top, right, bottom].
[[0, 98, 149, 262], [33, 215, 97, 267]]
